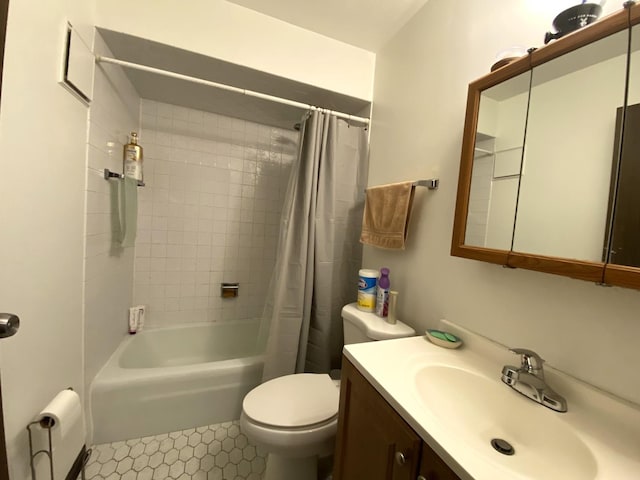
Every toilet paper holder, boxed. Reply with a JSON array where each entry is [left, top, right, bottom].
[[27, 417, 55, 480], [26, 388, 92, 480], [27, 420, 92, 480]]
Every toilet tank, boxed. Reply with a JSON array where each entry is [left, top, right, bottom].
[[341, 303, 416, 345]]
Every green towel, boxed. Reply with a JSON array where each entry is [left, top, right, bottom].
[[119, 177, 138, 247]]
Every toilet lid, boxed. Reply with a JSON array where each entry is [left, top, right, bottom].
[[243, 373, 339, 428]]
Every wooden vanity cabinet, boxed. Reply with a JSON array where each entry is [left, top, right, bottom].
[[333, 357, 461, 480], [418, 442, 462, 480]]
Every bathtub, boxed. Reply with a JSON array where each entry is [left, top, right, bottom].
[[90, 320, 264, 444]]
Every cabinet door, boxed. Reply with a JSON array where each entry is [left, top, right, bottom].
[[333, 358, 421, 480], [418, 441, 461, 480]]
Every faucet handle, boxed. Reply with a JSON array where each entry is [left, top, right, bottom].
[[509, 348, 545, 373]]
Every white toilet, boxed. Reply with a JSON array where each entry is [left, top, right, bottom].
[[240, 302, 416, 480]]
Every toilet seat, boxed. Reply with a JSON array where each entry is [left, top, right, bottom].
[[238, 303, 416, 480], [242, 373, 339, 428], [246, 412, 338, 431]]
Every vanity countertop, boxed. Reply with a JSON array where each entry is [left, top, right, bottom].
[[343, 321, 640, 480]]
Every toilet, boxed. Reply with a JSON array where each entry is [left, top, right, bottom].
[[240, 302, 416, 480]]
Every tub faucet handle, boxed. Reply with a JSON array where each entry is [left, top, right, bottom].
[[510, 348, 545, 375]]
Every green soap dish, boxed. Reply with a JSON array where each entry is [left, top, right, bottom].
[[425, 329, 463, 349]]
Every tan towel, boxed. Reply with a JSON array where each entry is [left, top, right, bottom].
[[360, 181, 415, 249]]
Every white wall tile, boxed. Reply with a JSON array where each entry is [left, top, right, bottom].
[[84, 32, 140, 402], [134, 101, 298, 327]]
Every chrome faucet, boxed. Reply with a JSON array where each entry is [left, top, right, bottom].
[[501, 348, 568, 412]]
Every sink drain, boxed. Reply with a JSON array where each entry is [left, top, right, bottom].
[[491, 438, 515, 456]]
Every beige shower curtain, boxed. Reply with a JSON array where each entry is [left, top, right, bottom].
[[260, 110, 369, 381]]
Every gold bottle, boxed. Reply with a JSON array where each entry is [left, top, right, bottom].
[[123, 132, 143, 182]]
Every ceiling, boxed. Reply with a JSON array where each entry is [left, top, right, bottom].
[[99, 29, 370, 130], [98, 1, 428, 130], [225, 0, 430, 52]]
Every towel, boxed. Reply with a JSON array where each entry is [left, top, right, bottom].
[[119, 177, 138, 247], [360, 181, 415, 249]]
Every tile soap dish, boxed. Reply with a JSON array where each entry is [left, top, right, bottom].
[[426, 329, 462, 349]]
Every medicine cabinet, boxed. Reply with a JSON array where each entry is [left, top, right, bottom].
[[452, 3, 640, 289]]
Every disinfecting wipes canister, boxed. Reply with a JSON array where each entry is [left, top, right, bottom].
[[357, 269, 378, 312]]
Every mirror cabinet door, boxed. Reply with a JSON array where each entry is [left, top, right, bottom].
[[511, 29, 629, 263], [607, 22, 640, 268], [465, 72, 530, 250]]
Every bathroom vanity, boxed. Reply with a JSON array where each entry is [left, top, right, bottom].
[[334, 357, 460, 480], [333, 322, 640, 480]]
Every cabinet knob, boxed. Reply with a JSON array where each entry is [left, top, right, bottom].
[[395, 451, 407, 466], [417, 476, 427, 480]]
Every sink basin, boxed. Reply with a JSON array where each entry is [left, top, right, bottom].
[[414, 365, 597, 479]]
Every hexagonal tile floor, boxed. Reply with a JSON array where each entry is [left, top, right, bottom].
[[85, 420, 266, 480]]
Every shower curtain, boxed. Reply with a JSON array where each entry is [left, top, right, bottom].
[[260, 110, 369, 381]]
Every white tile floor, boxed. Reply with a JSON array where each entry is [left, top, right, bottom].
[[85, 420, 266, 480]]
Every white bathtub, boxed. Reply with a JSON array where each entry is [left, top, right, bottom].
[[90, 320, 264, 444]]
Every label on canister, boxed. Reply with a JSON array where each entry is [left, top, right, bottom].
[[357, 269, 378, 312]]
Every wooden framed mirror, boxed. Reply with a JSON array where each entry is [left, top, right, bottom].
[[452, 2, 640, 289], [603, 6, 640, 289]]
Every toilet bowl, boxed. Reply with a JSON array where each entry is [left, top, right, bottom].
[[240, 373, 339, 480], [241, 303, 416, 480]]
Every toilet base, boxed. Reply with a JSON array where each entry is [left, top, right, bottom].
[[264, 453, 317, 480]]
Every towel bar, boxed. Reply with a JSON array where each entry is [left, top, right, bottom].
[[413, 179, 439, 190], [103, 168, 145, 187], [366, 179, 439, 192]]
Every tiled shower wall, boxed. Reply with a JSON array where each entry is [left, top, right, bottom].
[[135, 100, 298, 327], [84, 33, 139, 394]]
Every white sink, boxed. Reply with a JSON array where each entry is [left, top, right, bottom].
[[343, 321, 640, 480], [414, 365, 597, 479]]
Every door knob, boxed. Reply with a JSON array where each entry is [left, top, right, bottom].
[[0, 313, 20, 338]]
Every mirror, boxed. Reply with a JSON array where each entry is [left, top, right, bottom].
[[607, 22, 640, 268], [466, 72, 530, 250], [452, 3, 640, 289], [512, 29, 629, 262]]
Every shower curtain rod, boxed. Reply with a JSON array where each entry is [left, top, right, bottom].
[[95, 55, 370, 126]]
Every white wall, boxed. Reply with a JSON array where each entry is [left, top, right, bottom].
[[95, 0, 375, 102], [484, 91, 528, 250], [468, 87, 529, 249], [514, 50, 628, 261], [465, 150, 493, 247], [365, 0, 640, 405], [632, 27, 640, 104], [84, 32, 139, 419], [135, 101, 297, 327], [0, 0, 95, 478]]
